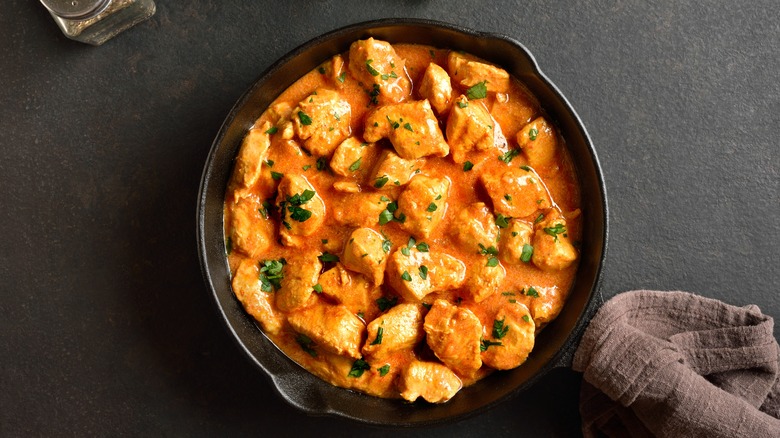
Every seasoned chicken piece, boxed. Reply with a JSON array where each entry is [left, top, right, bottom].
[[233, 120, 272, 190], [342, 228, 388, 285], [445, 95, 499, 163], [331, 192, 393, 228], [464, 259, 506, 303], [266, 102, 293, 124], [348, 38, 411, 104], [479, 167, 551, 218], [532, 213, 578, 271], [318, 263, 382, 322], [329, 137, 382, 178], [276, 174, 326, 246], [499, 219, 534, 265], [228, 196, 274, 259], [480, 302, 535, 370], [292, 88, 352, 156], [275, 251, 322, 312], [369, 149, 424, 189], [363, 100, 449, 160], [326, 54, 347, 86], [362, 303, 426, 360], [447, 51, 510, 94], [231, 258, 283, 335], [418, 62, 453, 114], [451, 202, 500, 252], [396, 175, 450, 239], [288, 303, 366, 359], [524, 285, 564, 325], [399, 360, 462, 403], [424, 299, 483, 377], [333, 181, 360, 193], [517, 117, 558, 168], [386, 247, 466, 302], [490, 91, 537, 138]]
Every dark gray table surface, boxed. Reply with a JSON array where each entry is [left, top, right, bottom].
[[1, 0, 778, 436]]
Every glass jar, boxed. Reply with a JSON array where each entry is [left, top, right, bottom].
[[40, 0, 156, 46]]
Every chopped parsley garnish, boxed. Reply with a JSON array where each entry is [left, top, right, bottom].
[[486, 256, 499, 267], [297, 111, 312, 126], [259, 258, 286, 292], [504, 194, 512, 201], [544, 223, 566, 242], [495, 213, 511, 228], [419, 265, 428, 280], [368, 83, 380, 105], [316, 156, 328, 171], [300, 164, 310, 171], [265, 126, 278, 134], [525, 286, 540, 298], [386, 115, 400, 130], [501, 291, 515, 296], [284, 190, 316, 222], [401, 247, 410, 256], [370, 327, 384, 345], [520, 244, 534, 262], [478, 244, 499, 256], [381, 237, 392, 253], [380, 196, 391, 202], [264, 159, 274, 167], [427, 202, 438, 212], [312, 283, 323, 294], [466, 81, 488, 99], [321, 239, 328, 244], [270, 171, 284, 180], [457, 101, 469, 109], [493, 318, 509, 339], [259, 200, 272, 219], [378, 364, 390, 376], [499, 149, 521, 163], [381, 71, 398, 81], [379, 201, 404, 225], [534, 213, 545, 224], [463, 161, 474, 171], [416, 242, 429, 252], [317, 66, 326, 74], [401, 271, 412, 281], [376, 296, 398, 311], [365, 59, 380, 77], [520, 165, 532, 171], [522, 314, 532, 323], [529, 127, 539, 141], [378, 209, 394, 225], [348, 157, 362, 172], [337, 71, 346, 83], [374, 175, 389, 188], [480, 339, 502, 352], [422, 302, 432, 310], [296, 334, 317, 357], [318, 252, 340, 263], [403, 122, 413, 132], [348, 358, 371, 377]]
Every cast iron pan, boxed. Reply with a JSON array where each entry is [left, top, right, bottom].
[[197, 18, 608, 426]]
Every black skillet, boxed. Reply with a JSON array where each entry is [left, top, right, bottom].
[[197, 18, 608, 426]]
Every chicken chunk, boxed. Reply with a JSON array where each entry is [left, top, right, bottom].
[[532, 213, 578, 271], [464, 259, 506, 303], [292, 88, 352, 156], [447, 51, 510, 93], [329, 137, 382, 178], [342, 228, 388, 285], [445, 95, 499, 163], [363, 100, 449, 160], [386, 247, 466, 302], [499, 219, 534, 265], [361, 303, 426, 360], [275, 251, 322, 312], [228, 196, 274, 259], [399, 361, 463, 403], [231, 258, 283, 335], [396, 175, 450, 239], [369, 149, 424, 190], [451, 202, 500, 252], [480, 302, 535, 370], [524, 285, 564, 325], [517, 117, 558, 168], [424, 299, 483, 377], [317, 263, 382, 322], [480, 167, 551, 218], [348, 38, 411, 104], [287, 303, 366, 359], [490, 90, 537, 139], [331, 192, 392, 228], [418, 62, 453, 114], [233, 120, 272, 190], [276, 174, 326, 246]]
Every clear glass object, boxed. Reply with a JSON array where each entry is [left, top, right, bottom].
[[41, 0, 156, 46]]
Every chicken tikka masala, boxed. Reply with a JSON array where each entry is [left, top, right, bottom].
[[224, 38, 582, 403]]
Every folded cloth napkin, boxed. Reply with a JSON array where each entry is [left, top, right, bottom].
[[573, 290, 780, 437]]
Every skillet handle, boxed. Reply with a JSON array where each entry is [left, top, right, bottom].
[[551, 286, 605, 369]]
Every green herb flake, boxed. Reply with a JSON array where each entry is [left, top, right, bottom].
[[427, 202, 437, 212], [370, 327, 384, 345], [386, 115, 400, 130], [259, 258, 286, 292], [416, 242, 430, 252], [348, 358, 371, 378], [526, 286, 540, 298], [521, 244, 534, 263], [264, 159, 274, 167], [348, 157, 362, 172], [225, 235, 232, 254], [486, 256, 499, 267], [480, 339, 503, 352], [366, 59, 380, 77], [543, 223, 566, 242], [495, 213, 511, 228], [378, 209, 394, 225], [463, 161, 474, 171], [374, 175, 389, 188], [457, 101, 469, 109], [466, 81, 488, 99], [270, 171, 284, 181], [429, 49, 436, 58], [321, 239, 328, 244], [376, 296, 398, 311], [403, 122, 414, 132], [401, 247, 410, 256], [378, 364, 390, 376], [478, 244, 499, 256], [499, 149, 521, 163], [520, 165, 532, 171], [296, 334, 317, 357], [369, 84, 380, 105], [419, 265, 429, 280], [529, 127, 539, 141], [422, 302, 432, 310], [298, 111, 312, 126], [534, 213, 545, 224], [316, 157, 328, 171], [502, 291, 515, 296], [522, 314, 531, 323], [401, 271, 412, 281], [504, 194, 512, 201], [318, 252, 340, 263], [493, 318, 509, 339], [317, 66, 326, 74], [265, 126, 278, 135], [336, 71, 346, 83]]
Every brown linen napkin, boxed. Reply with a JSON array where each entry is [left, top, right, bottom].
[[572, 290, 780, 437]]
